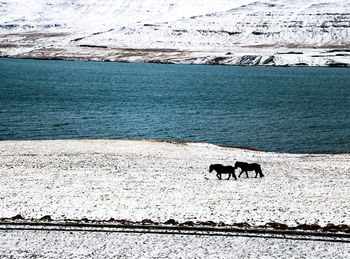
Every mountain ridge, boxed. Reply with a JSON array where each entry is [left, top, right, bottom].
[[1, 0, 350, 66]]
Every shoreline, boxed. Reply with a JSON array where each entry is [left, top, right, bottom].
[[1, 52, 350, 68], [1, 138, 349, 155]]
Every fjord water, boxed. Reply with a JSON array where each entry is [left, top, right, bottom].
[[1, 58, 349, 153]]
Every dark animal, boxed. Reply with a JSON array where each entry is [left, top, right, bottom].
[[234, 161, 264, 178], [209, 164, 237, 180]]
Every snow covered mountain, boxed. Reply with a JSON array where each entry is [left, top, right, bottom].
[[1, 0, 350, 66]]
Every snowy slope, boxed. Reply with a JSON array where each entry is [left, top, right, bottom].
[[1, 0, 350, 66]]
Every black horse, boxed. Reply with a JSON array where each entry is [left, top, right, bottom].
[[209, 164, 237, 180], [234, 161, 264, 178]]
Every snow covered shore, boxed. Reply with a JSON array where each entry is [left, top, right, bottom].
[[1, 0, 350, 67], [1, 139, 349, 228]]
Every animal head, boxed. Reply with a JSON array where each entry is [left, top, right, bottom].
[[234, 161, 245, 168], [209, 164, 214, 172]]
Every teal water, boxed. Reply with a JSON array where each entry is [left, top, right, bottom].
[[0, 58, 349, 153]]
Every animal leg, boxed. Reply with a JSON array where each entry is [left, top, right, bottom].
[[259, 169, 264, 178], [231, 172, 237, 180], [254, 166, 264, 178], [244, 171, 249, 178], [217, 173, 221, 180]]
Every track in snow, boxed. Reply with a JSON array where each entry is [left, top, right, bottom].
[[1, 221, 350, 244]]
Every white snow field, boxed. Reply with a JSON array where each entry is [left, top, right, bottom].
[[1, 139, 349, 228], [1, 0, 350, 66], [1, 228, 350, 258]]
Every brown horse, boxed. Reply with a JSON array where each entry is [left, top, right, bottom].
[[209, 164, 237, 180], [234, 161, 264, 178]]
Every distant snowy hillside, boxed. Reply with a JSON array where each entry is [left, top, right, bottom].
[[1, 0, 350, 66]]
